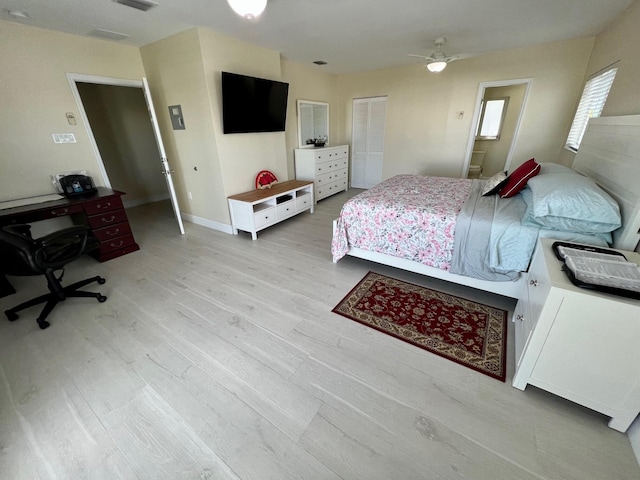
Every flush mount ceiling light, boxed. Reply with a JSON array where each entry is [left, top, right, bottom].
[[227, 0, 267, 19]]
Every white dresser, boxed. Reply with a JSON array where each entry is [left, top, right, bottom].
[[512, 238, 640, 432], [294, 145, 349, 202]]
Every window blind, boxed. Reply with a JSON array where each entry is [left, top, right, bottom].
[[566, 67, 617, 151]]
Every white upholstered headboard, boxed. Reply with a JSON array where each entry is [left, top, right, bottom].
[[572, 114, 640, 252]]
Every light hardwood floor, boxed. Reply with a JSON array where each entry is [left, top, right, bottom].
[[1, 191, 639, 479]]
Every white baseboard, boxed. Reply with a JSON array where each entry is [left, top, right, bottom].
[[181, 212, 234, 234], [122, 193, 170, 209]]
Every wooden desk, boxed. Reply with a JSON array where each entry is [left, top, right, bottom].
[[1, 188, 140, 296]]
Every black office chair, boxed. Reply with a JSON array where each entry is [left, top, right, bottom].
[[0, 224, 107, 329]]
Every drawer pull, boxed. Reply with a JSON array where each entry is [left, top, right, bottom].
[[96, 202, 111, 209], [50, 208, 68, 216], [516, 314, 524, 322], [529, 280, 538, 287], [110, 240, 124, 248], [106, 228, 120, 236], [102, 215, 116, 223]]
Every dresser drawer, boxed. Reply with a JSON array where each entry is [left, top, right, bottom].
[[91, 221, 132, 241], [87, 209, 129, 229], [316, 180, 346, 200], [83, 196, 123, 215], [91, 241, 140, 262], [315, 160, 345, 175], [314, 147, 348, 162], [99, 233, 136, 254], [317, 168, 347, 186]]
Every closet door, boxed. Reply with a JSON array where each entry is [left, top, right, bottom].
[[351, 96, 386, 189]]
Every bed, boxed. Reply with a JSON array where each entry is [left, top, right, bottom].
[[332, 115, 640, 300]]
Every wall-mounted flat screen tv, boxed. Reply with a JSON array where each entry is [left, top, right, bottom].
[[222, 72, 289, 134]]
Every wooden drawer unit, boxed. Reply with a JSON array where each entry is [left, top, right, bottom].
[[90, 221, 133, 242], [228, 180, 314, 240], [295, 145, 349, 202], [82, 192, 140, 262], [86, 209, 129, 229], [83, 196, 122, 215]]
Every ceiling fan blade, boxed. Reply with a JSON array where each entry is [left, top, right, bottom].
[[408, 53, 431, 59]]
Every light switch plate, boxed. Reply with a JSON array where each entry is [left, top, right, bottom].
[[52, 133, 77, 144], [168, 104, 185, 130]]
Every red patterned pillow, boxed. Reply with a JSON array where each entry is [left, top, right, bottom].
[[499, 158, 540, 198]]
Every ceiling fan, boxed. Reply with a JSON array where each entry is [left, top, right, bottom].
[[409, 37, 468, 73]]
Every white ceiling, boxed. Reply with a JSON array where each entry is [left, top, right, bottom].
[[1, 0, 634, 74]]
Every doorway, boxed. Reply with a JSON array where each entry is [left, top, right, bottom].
[[67, 74, 185, 234], [70, 78, 166, 206], [463, 79, 532, 179]]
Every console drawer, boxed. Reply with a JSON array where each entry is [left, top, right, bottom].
[[254, 207, 276, 228], [276, 200, 296, 219]]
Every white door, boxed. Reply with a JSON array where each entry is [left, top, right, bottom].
[[142, 77, 185, 235], [351, 96, 386, 189]]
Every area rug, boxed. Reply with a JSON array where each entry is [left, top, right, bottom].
[[332, 272, 508, 381]]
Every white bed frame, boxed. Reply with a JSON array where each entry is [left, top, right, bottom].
[[334, 115, 640, 300]]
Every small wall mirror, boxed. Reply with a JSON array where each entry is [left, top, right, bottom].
[[297, 100, 329, 148]]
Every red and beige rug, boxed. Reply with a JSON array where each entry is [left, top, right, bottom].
[[332, 272, 508, 381]]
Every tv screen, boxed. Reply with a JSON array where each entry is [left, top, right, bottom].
[[222, 72, 289, 134]]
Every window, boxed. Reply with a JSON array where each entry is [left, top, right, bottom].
[[565, 66, 617, 152], [476, 97, 509, 140]]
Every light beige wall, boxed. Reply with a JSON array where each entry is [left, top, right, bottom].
[[474, 84, 527, 177], [0, 20, 145, 201], [281, 60, 339, 179], [140, 28, 293, 226], [558, 0, 640, 165], [140, 28, 228, 224], [336, 37, 594, 180], [198, 28, 288, 196]]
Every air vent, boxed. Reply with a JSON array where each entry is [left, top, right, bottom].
[[313, 60, 328, 65], [113, 0, 158, 12], [90, 29, 131, 41]]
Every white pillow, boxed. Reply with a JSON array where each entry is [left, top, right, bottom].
[[482, 171, 509, 196]]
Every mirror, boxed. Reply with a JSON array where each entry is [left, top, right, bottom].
[[297, 100, 329, 148]]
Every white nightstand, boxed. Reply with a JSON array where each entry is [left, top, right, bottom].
[[512, 238, 640, 432]]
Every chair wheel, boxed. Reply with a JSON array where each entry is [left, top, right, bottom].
[[97, 277, 106, 285], [38, 319, 50, 330], [5, 310, 19, 322], [98, 295, 107, 303]]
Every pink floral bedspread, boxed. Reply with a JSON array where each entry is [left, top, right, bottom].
[[331, 175, 472, 270]]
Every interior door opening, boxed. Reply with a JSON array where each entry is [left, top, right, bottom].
[[67, 74, 185, 234], [463, 79, 531, 179]]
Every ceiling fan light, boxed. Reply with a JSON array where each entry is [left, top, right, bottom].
[[427, 61, 447, 73], [227, 0, 267, 19]]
